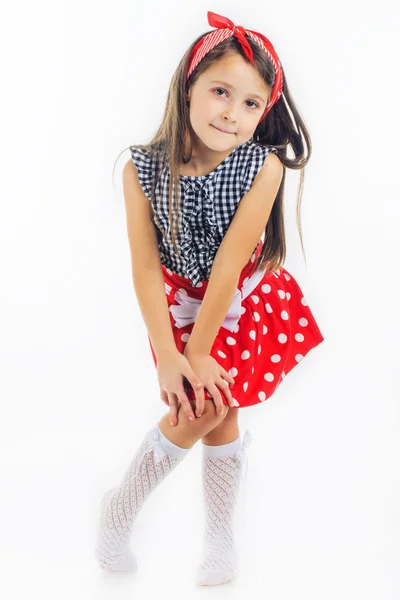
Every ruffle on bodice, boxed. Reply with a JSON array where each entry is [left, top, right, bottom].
[[178, 174, 221, 287]]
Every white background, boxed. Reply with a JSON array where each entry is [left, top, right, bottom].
[[1, 0, 399, 598]]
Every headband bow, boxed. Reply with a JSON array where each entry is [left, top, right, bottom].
[[186, 11, 283, 123]]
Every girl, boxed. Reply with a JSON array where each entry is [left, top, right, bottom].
[[95, 10, 324, 586]]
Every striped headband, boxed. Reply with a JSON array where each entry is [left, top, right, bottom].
[[186, 11, 283, 123]]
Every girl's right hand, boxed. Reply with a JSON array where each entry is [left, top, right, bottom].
[[156, 350, 205, 426], [183, 349, 236, 414]]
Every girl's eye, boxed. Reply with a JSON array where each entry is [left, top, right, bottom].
[[246, 100, 259, 109], [213, 88, 259, 109]]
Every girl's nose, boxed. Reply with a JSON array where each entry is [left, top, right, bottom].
[[221, 106, 238, 123]]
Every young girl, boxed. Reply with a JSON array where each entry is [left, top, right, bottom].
[[95, 10, 324, 586]]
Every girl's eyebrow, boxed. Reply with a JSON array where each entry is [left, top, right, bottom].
[[209, 79, 266, 102]]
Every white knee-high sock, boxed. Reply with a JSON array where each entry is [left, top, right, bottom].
[[195, 429, 253, 586], [95, 423, 191, 572]]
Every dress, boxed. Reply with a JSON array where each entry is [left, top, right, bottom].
[[130, 140, 324, 408]]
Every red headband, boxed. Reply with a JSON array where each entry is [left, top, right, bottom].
[[186, 11, 283, 124]]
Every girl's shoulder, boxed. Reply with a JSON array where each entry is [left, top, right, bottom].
[[245, 140, 278, 159], [129, 144, 162, 169], [237, 141, 279, 195], [228, 140, 279, 176], [238, 140, 279, 170], [129, 144, 165, 200]]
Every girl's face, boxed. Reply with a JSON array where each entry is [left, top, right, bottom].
[[187, 52, 270, 152]]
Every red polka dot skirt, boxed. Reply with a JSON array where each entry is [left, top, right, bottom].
[[148, 242, 324, 408]]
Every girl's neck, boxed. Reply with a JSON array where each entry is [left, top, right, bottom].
[[179, 132, 237, 177]]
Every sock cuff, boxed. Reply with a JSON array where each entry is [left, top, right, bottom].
[[202, 435, 241, 459], [154, 424, 191, 459]]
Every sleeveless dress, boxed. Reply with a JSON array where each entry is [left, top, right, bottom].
[[130, 140, 324, 408]]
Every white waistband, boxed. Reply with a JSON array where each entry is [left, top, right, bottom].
[[165, 267, 267, 333]]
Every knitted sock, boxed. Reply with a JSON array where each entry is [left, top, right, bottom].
[[95, 423, 191, 572], [195, 430, 253, 586]]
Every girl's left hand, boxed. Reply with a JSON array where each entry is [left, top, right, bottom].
[[183, 348, 236, 416]]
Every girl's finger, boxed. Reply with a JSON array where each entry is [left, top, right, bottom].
[[176, 389, 196, 422], [168, 393, 179, 426], [183, 367, 205, 416], [222, 368, 235, 385], [207, 383, 225, 416], [219, 378, 235, 407]]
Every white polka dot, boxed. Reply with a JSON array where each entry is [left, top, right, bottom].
[[295, 354, 304, 362], [258, 391, 267, 402], [226, 336, 236, 345], [257, 344, 262, 354], [271, 354, 281, 363], [181, 333, 190, 343], [299, 318, 308, 327], [229, 367, 238, 377], [243, 276, 249, 286], [264, 373, 274, 382], [263, 325, 268, 335], [231, 398, 240, 407], [250, 253, 255, 263], [281, 310, 289, 320], [251, 366, 255, 374], [241, 350, 251, 360], [253, 311, 260, 322], [249, 330, 256, 340], [217, 350, 227, 359], [179, 288, 188, 295], [262, 284, 271, 293], [277, 289, 285, 299], [251, 294, 259, 304], [243, 382, 248, 392], [240, 305, 246, 315], [232, 323, 240, 333], [286, 292, 291, 300], [166, 268, 173, 275], [278, 333, 288, 343], [294, 333, 304, 342], [301, 296, 308, 306], [265, 303, 273, 313], [283, 273, 291, 281], [281, 371, 286, 379], [196, 281, 203, 288]]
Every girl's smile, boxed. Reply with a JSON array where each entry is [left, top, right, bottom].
[[211, 124, 236, 134]]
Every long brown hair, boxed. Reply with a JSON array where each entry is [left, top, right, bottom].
[[113, 33, 312, 274]]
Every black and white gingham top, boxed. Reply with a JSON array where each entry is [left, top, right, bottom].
[[130, 139, 277, 287]]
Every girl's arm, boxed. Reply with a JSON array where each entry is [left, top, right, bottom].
[[122, 160, 177, 361], [185, 152, 283, 357]]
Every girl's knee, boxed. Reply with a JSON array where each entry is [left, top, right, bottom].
[[201, 406, 239, 444]]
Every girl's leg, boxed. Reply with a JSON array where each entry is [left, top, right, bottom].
[[201, 406, 240, 445], [95, 401, 230, 572], [196, 409, 253, 586], [157, 398, 230, 448]]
